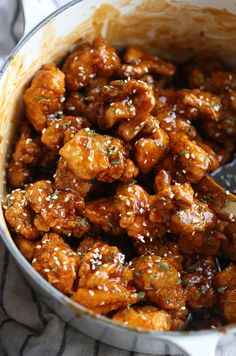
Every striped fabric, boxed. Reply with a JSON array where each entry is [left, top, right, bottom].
[[0, 1, 235, 355]]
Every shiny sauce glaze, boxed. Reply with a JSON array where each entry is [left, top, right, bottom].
[[3, 37, 236, 331]]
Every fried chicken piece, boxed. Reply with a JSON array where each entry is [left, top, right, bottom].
[[177, 89, 222, 121], [170, 201, 215, 235], [64, 77, 110, 125], [157, 109, 198, 144], [133, 237, 183, 271], [72, 242, 139, 314], [134, 117, 169, 174], [84, 197, 123, 237], [4, 190, 38, 239], [214, 264, 236, 322], [179, 230, 223, 255], [97, 79, 155, 142], [168, 308, 189, 330], [54, 158, 95, 198], [116, 183, 166, 241], [14, 235, 36, 262], [77, 235, 97, 257], [25, 180, 89, 238], [63, 36, 120, 91], [7, 122, 41, 187], [119, 45, 175, 78], [152, 88, 177, 116], [132, 255, 186, 311], [150, 170, 215, 234], [41, 116, 90, 151], [170, 133, 219, 183], [182, 256, 217, 309], [202, 71, 236, 94], [186, 57, 224, 89], [59, 128, 138, 182], [201, 110, 236, 143], [32, 233, 80, 294], [113, 306, 171, 331], [23, 63, 65, 132]]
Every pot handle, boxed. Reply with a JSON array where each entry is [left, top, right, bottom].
[[163, 332, 222, 356], [21, 0, 60, 37]]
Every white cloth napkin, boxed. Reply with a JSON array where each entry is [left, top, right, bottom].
[[0, 1, 235, 355]]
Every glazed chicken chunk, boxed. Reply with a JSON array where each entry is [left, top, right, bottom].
[[214, 264, 236, 323], [54, 158, 95, 198], [113, 305, 171, 331], [134, 116, 169, 173], [25, 180, 90, 238], [84, 197, 123, 237], [177, 89, 222, 121], [59, 128, 138, 182], [7, 122, 41, 187], [62, 36, 120, 91], [132, 255, 187, 329], [72, 242, 139, 314], [14, 235, 36, 262], [119, 45, 176, 78], [182, 256, 217, 309], [23, 63, 65, 132], [32, 233, 80, 294], [97, 79, 155, 142], [116, 182, 165, 241], [4, 190, 39, 239], [41, 115, 90, 151], [150, 170, 215, 234]]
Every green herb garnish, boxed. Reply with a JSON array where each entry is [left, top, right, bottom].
[[137, 291, 145, 299]]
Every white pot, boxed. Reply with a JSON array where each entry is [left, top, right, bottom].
[[0, 1, 236, 355]]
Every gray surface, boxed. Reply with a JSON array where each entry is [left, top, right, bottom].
[[0, 0, 235, 355]]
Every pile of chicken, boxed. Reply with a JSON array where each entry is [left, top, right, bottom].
[[4, 37, 236, 331]]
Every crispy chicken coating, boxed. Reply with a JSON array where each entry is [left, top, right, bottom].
[[64, 77, 110, 125], [59, 128, 138, 182], [54, 158, 95, 198], [179, 230, 222, 255], [113, 306, 171, 331], [32, 233, 80, 294], [97, 79, 155, 141], [41, 116, 90, 151], [152, 88, 177, 116], [4, 190, 38, 239], [23, 63, 65, 132], [150, 170, 215, 234], [119, 45, 175, 78], [214, 264, 236, 322], [133, 237, 183, 271], [177, 89, 222, 121], [182, 256, 217, 309], [116, 183, 165, 241], [84, 197, 123, 237], [25, 180, 89, 238], [72, 242, 139, 314], [186, 57, 224, 89], [134, 117, 169, 174], [170, 133, 219, 183], [77, 235, 97, 257], [63, 37, 120, 91], [14, 235, 36, 262], [132, 255, 186, 312], [7, 122, 41, 187]]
